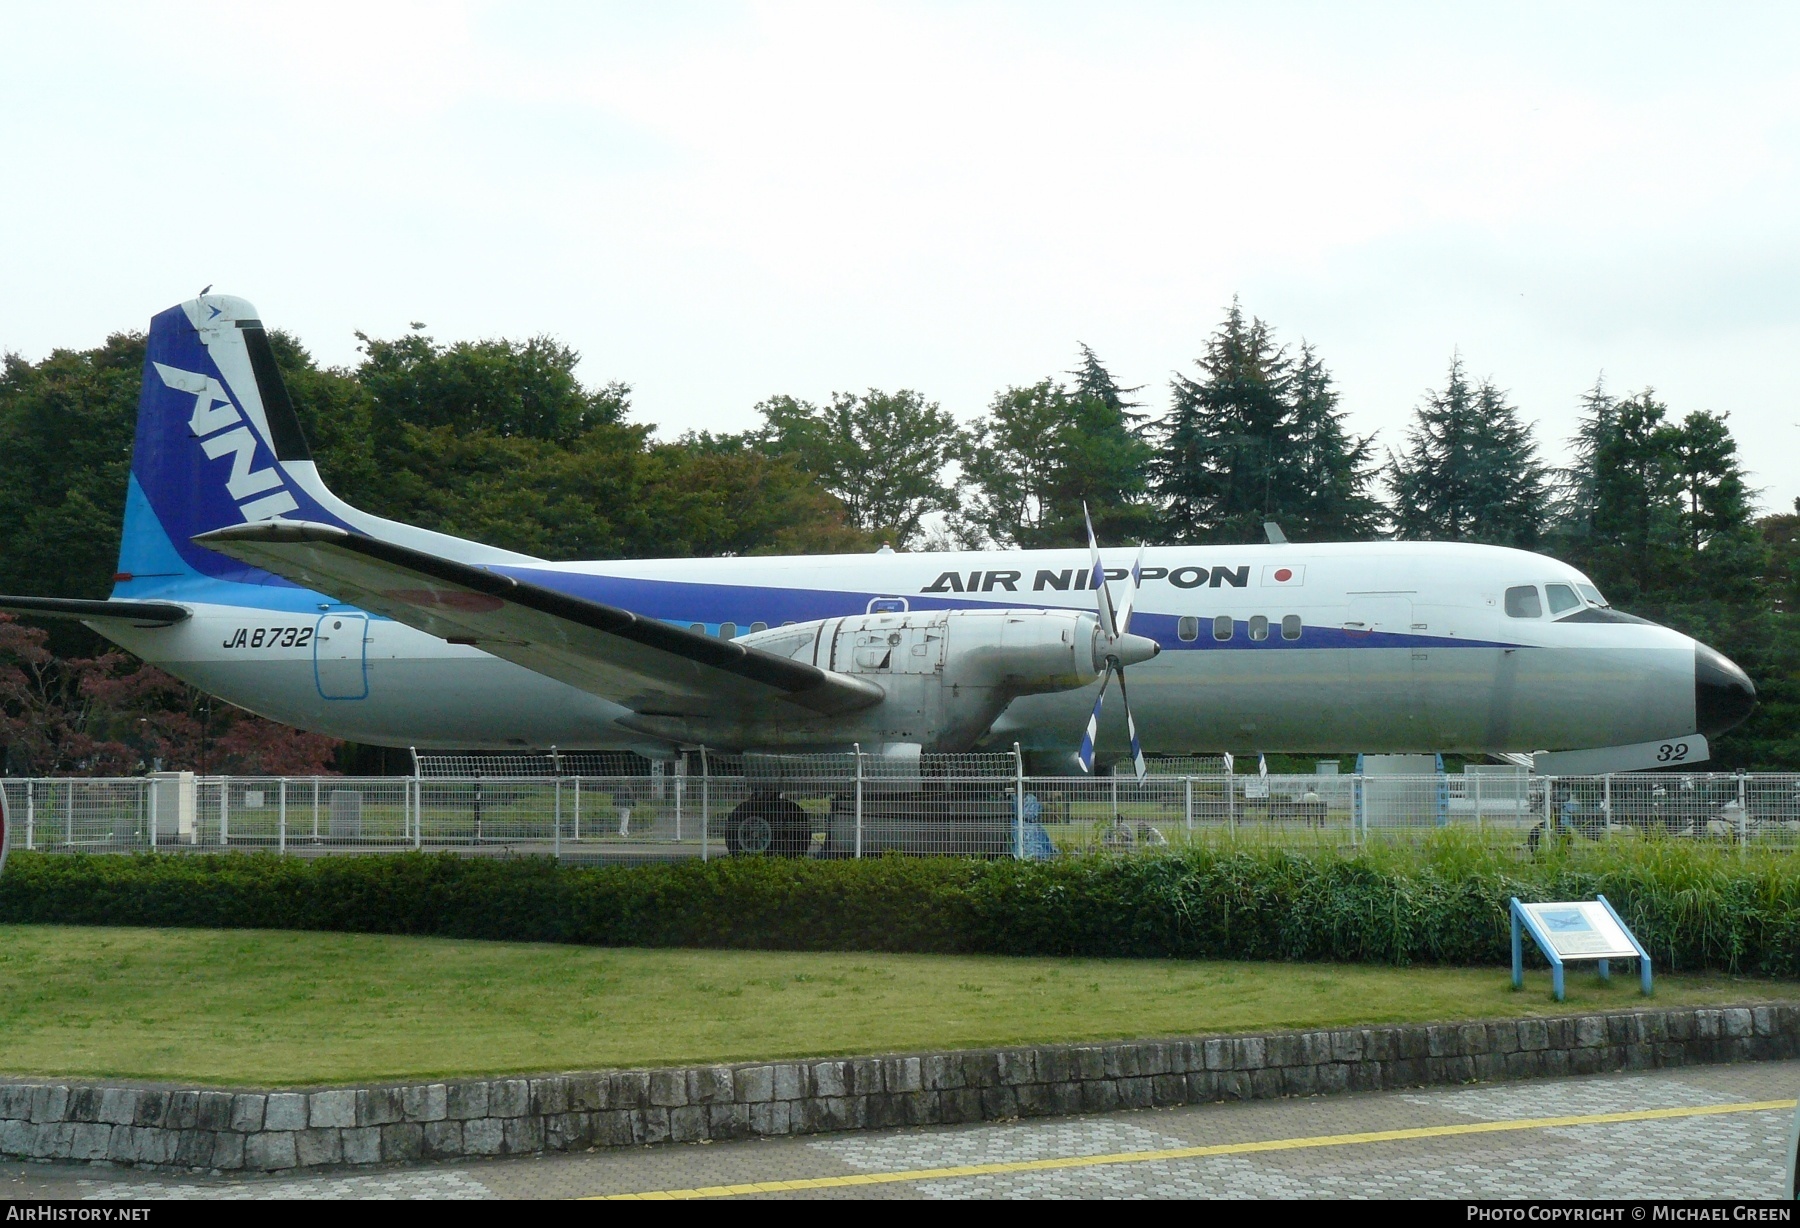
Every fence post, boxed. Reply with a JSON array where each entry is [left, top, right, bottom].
[[1185, 776, 1193, 837], [65, 781, 73, 846], [573, 776, 582, 843], [1352, 773, 1364, 843], [24, 781, 33, 851], [1227, 766, 1236, 839], [413, 777, 423, 850], [148, 779, 156, 850], [1544, 775, 1555, 835], [1473, 771, 1483, 833], [674, 774, 682, 841], [853, 743, 863, 860], [219, 781, 228, 847], [553, 777, 561, 859], [278, 779, 287, 855], [1603, 774, 1613, 840], [1110, 771, 1119, 825], [700, 747, 709, 862], [1738, 773, 1748, 852], [312, 780, 320, 841], [1013, 742, 1024, 861]]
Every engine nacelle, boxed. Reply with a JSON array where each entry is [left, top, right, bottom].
[[632, 608, 1156, 753]]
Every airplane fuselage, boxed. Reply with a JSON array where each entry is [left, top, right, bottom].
[[97, 539, 1712, 759]]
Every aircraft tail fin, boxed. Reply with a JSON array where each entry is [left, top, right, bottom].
[[115, 294, 528, 599]]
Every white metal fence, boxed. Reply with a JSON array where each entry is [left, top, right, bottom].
[[4, 765, 1798, 861]]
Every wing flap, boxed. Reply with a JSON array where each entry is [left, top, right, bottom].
[[0, 596, 190, 628], [194, 522, 882, 718]]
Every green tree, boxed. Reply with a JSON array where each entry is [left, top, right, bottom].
[[1548, 376, 1619, 544], [0, 334, 144, 627], [1581, 391, 1688, 602], [1386, 354, 1549, 546], [1672, 410, 1763, 602], [955, 346, 1154, 548], [1761, 499, 1800, 615], [316, 328, 875, 561], [1152, 302, 1381, 544], [1551, 388, 1780, 768], [641, 433, 877, 557], [751, 389, 961, 547], [1289, 343, 1387, 540], [355, 329, 628, 443], [1545, 383, 1761, 604]]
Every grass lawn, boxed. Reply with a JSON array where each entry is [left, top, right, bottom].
[[1, 925, 1794, 1087]]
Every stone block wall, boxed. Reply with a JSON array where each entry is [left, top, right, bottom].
[[2, 1004, 1795, 1173]]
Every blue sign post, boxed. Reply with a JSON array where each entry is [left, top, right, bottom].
[[1511, 896, 1652, 1002]]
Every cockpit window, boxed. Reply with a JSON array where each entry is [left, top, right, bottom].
[[1545, 584, 1581, 616], [1504, 585, 1542, 618], [1576, 582, 1608, 607]]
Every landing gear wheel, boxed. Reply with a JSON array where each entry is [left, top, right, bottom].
[[727, 796, 811, 857]]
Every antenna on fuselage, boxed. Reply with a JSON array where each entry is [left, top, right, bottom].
[[1263, 521, 1288, 545]]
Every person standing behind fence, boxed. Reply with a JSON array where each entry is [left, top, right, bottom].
[[615, 790, 632, 837]]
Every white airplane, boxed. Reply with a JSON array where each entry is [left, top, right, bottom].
[[0, 294, 1757, 786]]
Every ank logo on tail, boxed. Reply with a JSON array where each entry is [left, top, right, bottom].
[[153, 362, 299, 522]]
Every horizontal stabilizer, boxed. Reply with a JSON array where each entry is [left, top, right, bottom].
[[194, 521, 884, 719], [0, 595, 190, 627]]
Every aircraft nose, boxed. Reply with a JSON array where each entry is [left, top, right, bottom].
[[1695, 643, 1756, 737]]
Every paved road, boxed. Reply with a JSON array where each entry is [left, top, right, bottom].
[[5, 1061, 1797, 1200]]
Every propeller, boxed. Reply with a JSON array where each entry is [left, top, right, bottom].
[[1076, 505, 1160, 781]]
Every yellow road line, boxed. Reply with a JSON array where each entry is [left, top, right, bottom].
[[588, 1098, 1799, 1200]]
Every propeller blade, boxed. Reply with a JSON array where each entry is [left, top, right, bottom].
[[1114, 545, 1145, 636], [1084, 502, 1118, 639], [1076, 667, 1113, 774], [1116, 666, 1148, 781]]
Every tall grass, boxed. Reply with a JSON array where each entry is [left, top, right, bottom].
[[2, 836, 1796, 975]]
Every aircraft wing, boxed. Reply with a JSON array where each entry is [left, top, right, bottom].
[[0, 596, 190, 628], [194, 522, 883, 719]]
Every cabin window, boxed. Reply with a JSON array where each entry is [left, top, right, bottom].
[[1212, 614, 1234, 641], [1545, 584, 1580, 617], [750, 621, 768, 632], [1177, 616, 1199, 642], [1504, 586, 1541, 618], [719, 622, 738, 639], [689, 623, 705, 634], [1248, 615, 1270, 642], [1281, 614, 1302, 641]]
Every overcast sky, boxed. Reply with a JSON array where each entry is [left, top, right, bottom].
[[4, 2, 1797, 513]]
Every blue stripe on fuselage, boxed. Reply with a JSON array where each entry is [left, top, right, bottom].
[[110, 546, 1524, 652], [495, 566, 1522, 652]]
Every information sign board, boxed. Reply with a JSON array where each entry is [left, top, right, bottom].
[[1517, 901, 1640, 960], [1510, 895, 1652, 1001]]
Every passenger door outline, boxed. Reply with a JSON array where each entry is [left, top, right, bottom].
[[314, 613, 369, 700]]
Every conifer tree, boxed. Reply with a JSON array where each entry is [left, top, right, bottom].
[[1289, 343, 1386, 540], [1671, 409, 1763, 602], [1152, 301, 1380, 543], [1386, 354, 1548, 547], [1550, 376, 1620, 537]]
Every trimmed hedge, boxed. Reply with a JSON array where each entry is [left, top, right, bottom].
[[2, 841, 1798, 976]]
